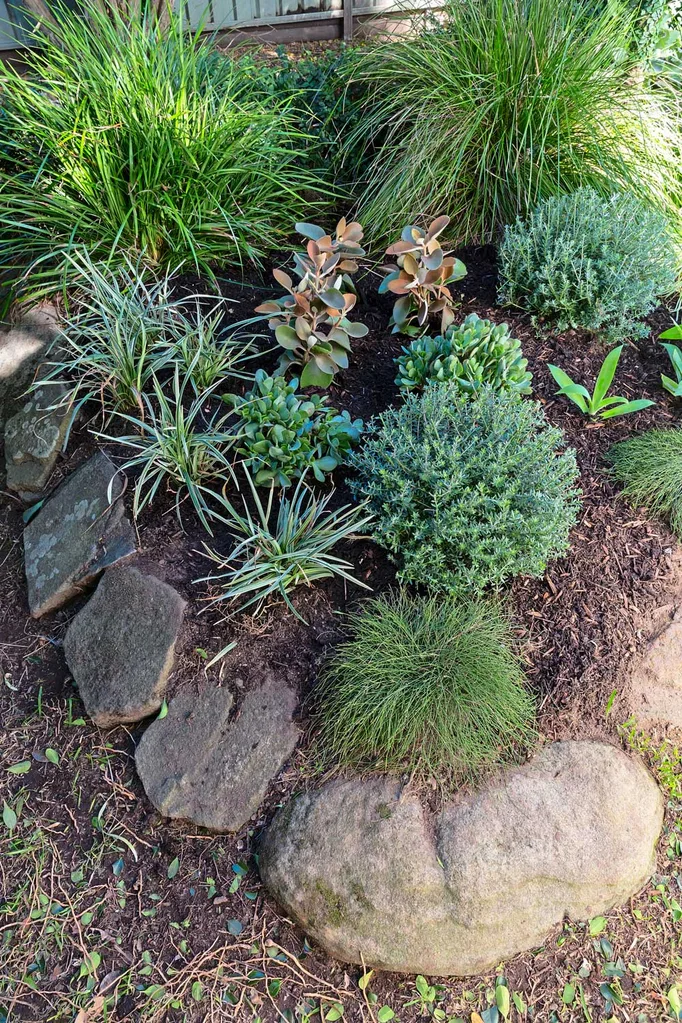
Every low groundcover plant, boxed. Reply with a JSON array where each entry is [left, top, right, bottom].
[[349, 383, 580, 594], [316, 589, 536, 785], [395, 313, 531, 395]]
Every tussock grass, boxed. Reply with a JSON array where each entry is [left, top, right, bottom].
[[607, 428, 682, 537], [347, 0, 682, 245], [0, 2, 330, 297], [316, 590, 536, 786]]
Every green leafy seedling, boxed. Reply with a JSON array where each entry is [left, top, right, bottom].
[[548, 346, 654, 419], [660, 325, 682, 397]]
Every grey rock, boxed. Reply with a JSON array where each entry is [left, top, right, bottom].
[[5, 382, 71, 497], [260, 741, 663, 976], [0, 305, 58, 430], [136, 677, 300, 831], [64, 565, 186, 728], [629, 613, 682, 731], [24, 450, 136, 617]]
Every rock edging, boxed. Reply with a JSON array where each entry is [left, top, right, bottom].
[[260, 741, 663, 976]]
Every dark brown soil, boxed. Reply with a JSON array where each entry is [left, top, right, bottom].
[[2, 244, 682, 1022]]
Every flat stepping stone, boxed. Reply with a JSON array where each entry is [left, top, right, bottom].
[[260, 741, 663, 976], [136, 678, 300, 832], [64, 565, 186, 728], [24, 450, 136, 617], [5, 381, 71, 498], [0, 304, 57, 430], [629, 614, 682, 730]]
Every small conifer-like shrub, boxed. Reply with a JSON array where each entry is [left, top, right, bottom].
[[498, 188, 678, 342], [349, 384, 580, 594]]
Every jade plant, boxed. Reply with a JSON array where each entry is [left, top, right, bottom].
[[395, 313, 532, 395], [225, 369, 363, 487], [255, 219, 368, 388], [379, 216, 466, 336]]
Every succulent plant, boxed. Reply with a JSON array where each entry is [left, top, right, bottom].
[[395, 313, 532, 395], [255, 218, 369, 388], [225, 369, 363, 487], [379, 216, 467, 337]]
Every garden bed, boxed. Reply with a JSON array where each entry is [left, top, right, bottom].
[[2, 241, 682, 1021]]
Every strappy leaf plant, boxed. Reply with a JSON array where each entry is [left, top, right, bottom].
[[548, 347, 655, 419], [198, 474, 373, 619], [660, 325, 682, 397], [98, 362, 237, 533]]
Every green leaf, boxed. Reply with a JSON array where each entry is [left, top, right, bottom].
[[668, 984, 682, 1018], [547, 363, 576, 391], [157, 701, 168, 720], [358, 971, 374, 991], [589, 915, 607, 936], [227, 918, 243, 935], [22, 499, 44, 524], [300, 360, 333, 388], [319, 288, 346, 310], [592, 345, 623, 409], [377, 1008, 395, 1022], [7, 760, 31, 774], [562, 983, 575, 1004], [512, 992, 527, 1013], [600, 399, 655, 419], [295, 222, 326, 241], [275, 324, 301, 350], [167, 857, 180, 879], [325, 1003, 344, 1021], [191, 980, 203, 1001], [45, 748, 59, 765], [3, 801, 17, 831], [495, 982, 510, 1018], [660, 325, 682, 340]]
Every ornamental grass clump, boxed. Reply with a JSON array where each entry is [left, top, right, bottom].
[[346, 0, 682, 244], [607, 428, 682, 537], [498, 189, 679, 342], [395, 313, 531, 395], [349, 384, 580, 594], [0, 1, 329, 297], [316, 590, 536, 785]]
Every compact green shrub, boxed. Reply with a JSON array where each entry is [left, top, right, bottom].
[[226, 370, 363, 487], [346, 0, 682, 244], [607, 428, 682, 537], [395, 313, 531, 395], [349, 384, 580, 594], [0, 2, 329, 297], [316, 590, 536, 784], [498, 188, 678, 341]]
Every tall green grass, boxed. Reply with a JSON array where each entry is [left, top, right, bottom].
[[0, 2, 330, 298], [347, 0, 682, 244], [316, 590, 536, 786]]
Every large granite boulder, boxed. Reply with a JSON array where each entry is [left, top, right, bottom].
[[5, 381, 71, 498], [136, 677, 300, 832], [629, 613, 682, 731], [260, 741, 663, 976], [24, 450, 136, 617], [64, 565, 186, 727]]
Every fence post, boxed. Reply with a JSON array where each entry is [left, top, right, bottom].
[[343, 0, 353, 41]]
